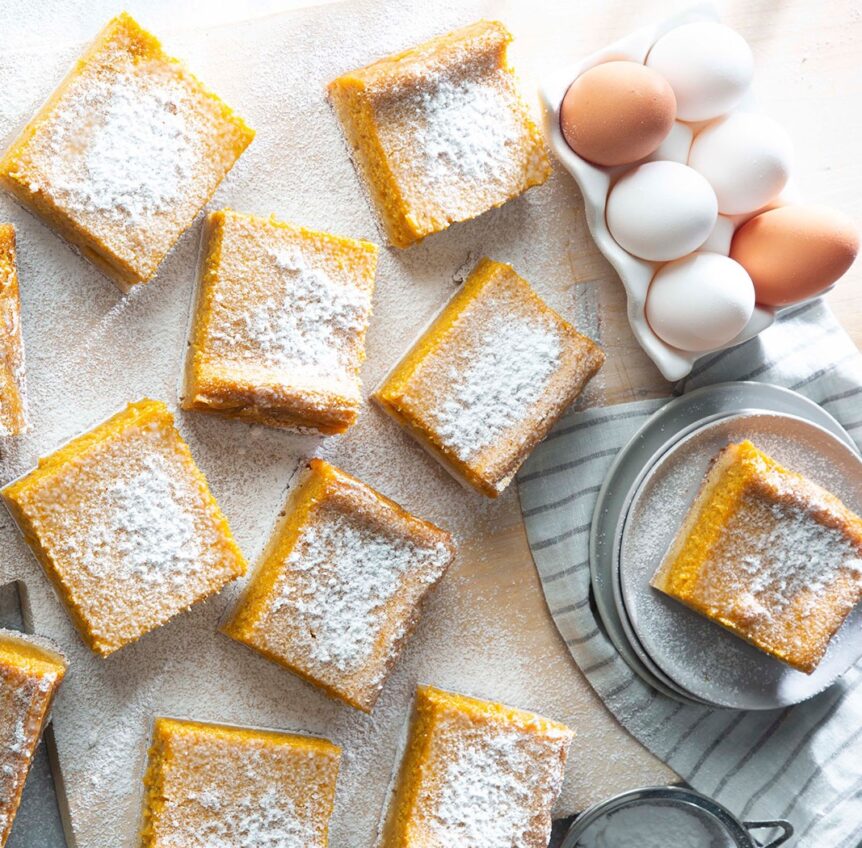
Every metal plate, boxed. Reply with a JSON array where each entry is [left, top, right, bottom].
[[610, 412, 739, 706], [620, 412, 862, 710], [0, 581, 70, 848], [589, 382, 856, 706]]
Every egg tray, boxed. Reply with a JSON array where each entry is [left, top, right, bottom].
[[539, 5, 788, 382]]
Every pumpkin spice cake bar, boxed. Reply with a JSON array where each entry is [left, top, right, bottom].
[[182, 210, 378, 434], [141, 718, 340, 848], [2, 399, 246, 656], [652, 440, 862, 673], [374, 258, 605, 497], [379, 685, 573, 848], [0, 13, 254, 290], [0, 225, 28, 436], [328, 20, 550, 248], [0, 630, 67, 848], [222, 459, 456, 712]]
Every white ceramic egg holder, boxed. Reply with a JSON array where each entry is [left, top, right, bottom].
[[539, 5, 780, 382]]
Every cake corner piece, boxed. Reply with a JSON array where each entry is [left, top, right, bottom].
[[379, 684, 573, 847], [0, 223, 28, 437], [141, 717, 341, 848], [182, 208, 378, 435], [0, 12, 254, 290], [652, 439, 862, 674], [2, 398, 246, 657], [0, 629, 68, 848], [374, 257, 604, 497], [328, 20, 550, 248], [221, 458, 456, 712]]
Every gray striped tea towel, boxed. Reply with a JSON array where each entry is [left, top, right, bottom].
[[518, 298, 862, 848]]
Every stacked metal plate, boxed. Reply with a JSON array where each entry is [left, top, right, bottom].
[[589, 382, 862, 710]]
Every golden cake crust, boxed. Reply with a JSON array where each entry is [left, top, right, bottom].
[[222, 459, 456, 712], [379, 685, 573, 848], [182, 210, 378, 434], [0, 225, 27, 436], [0, 13, 254, 289], [2, 399, 247, 656], [0, 630, 67, 848], [374, 258, 605, 497], [651, 440, 862, 673], [328, 20, 550, 248], [141, 717, 341, 848]]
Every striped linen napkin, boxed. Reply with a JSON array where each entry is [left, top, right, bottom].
[[518, 298, 862, 848]]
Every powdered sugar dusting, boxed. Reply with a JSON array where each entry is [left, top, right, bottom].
[[26, 71, 194, 226], [0, 229, 28, 437], [267, 509, 451, 676], [0, 647, 59, 838], [704, 489, 862, 622], [429, 314, 561, 462], [76, 451, 204, 587], [18, 411, 243, 654], [421, 717, 569, 847], [46, 421, 220, 591], [171, 786, 318, 848], [152, 728, 333, 848], [209, 245, 370, 393], [408, 73, 526, 208]]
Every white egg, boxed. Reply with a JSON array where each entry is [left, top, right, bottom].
[[700, 215, 736, 256], [646, 22, 754, 121], [646, 252, 755, 352], [647, 121, 693, 164], [689, 113, 793, 215], [606, 161, 717, 261]]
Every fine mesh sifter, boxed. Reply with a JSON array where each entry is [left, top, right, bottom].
[[561, 786, 793, 848]]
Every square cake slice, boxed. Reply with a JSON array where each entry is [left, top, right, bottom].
[[0, 225, 28, 436], [182, 210, 378, 434], [651, 440, 862, 674], [373, 258, 605, 497], [328, 20, 550, 248], [0, 630, 67, 848], [222, 459, 456, 712], [141, 718, 340, 848], [2, 399, 247, 656], [379, 685, 573, 848], [0, 13, 254, 290]]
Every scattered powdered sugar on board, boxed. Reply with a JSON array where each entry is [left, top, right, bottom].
[[0, 2, 671, 846], [270, 510, 450, 674], [429, 313, 561, 461], [28, 70, 194, 226]]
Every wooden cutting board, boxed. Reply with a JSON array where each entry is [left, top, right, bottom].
[[0, 1, 858, 845]]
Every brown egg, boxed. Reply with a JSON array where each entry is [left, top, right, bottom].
[[560, 60, 676, 167], [730, 205, 859, 307]]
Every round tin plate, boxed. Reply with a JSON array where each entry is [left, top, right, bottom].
[[610, 412, 737, 705], [589, 382, 855, 706], [620, 411, 862, 710]]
